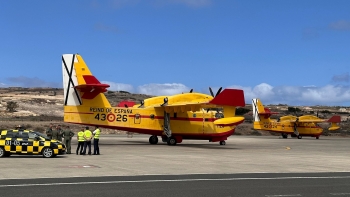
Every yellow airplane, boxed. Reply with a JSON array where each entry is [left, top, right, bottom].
[[61, 54, 246, 145], [252, 98, 341, 139]]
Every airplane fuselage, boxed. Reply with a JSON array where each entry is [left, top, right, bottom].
[[64, 105, 241, 142], [253, 121, 323, 137]]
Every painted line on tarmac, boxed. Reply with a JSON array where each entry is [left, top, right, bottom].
[[330, 193, 350, 196], [1, 175, 350, 188], [265, 195, 301, 197]]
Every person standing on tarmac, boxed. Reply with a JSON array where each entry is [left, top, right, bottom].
[[62, 125, 75, 154], [92, 126, 101, 155], [76, 127, 85, 155], [56, 124, 63, 142], [82, 126, 92, 155], [51, 125, 59, 140], [46, 123, 54, 140]]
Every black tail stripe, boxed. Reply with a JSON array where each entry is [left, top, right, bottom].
[[62, 55, 82, 106], [252, 99, 260, 122]]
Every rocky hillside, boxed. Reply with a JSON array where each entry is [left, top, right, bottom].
[[0, 87, 349, 136]]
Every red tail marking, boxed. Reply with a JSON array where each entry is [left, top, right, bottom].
[[209, 89, 245, 107], [258, 108, 279, 119], [75, 75, 110, 99], [327, 115, 341, 123], [118, 101, 136, 108]]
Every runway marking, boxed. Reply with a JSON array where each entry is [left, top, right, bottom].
[[0, 175, 350, 188], [265, 195, 301, 197], [330, 193, 350, 196]]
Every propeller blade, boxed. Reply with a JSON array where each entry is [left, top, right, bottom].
[[189, 89, 193, 93], [209, 87, 214, 97], [215, 87, 223, 97]]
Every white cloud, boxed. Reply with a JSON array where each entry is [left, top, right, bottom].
[[329, 20, 350, 31], [102, 81, 134, 93], [6, 76, 61, 88], [137, 83, 190, 96], [0, 82, 6, 87], [229, 83, 350, 106], [332, 72, 349, 83]]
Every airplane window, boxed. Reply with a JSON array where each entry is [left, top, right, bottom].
[[215, 113, 224, 119], [150, 114, 155, 120]]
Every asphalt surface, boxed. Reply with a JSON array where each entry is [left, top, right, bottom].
[[1, 135, 350, 196], [1, 173, 350, 197]]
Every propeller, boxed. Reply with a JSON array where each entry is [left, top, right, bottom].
[[207, 87, 223, 113], [209, 87, 222, 98], [138, 100, 145, 108], [161, 97, 168, 106], [189, 89, 193, 93]]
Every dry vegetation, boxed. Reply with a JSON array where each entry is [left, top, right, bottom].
[[0, 87, 349, 136]]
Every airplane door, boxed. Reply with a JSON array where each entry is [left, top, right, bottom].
[[134, 113, 141, 124]]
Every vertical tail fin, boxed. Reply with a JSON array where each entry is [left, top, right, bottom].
[[328, 115, 341, 131], [251, 98, 265, 122], [62, 54, 111, 107]]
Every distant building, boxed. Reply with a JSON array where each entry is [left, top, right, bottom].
[[339, 108, 348, 112]]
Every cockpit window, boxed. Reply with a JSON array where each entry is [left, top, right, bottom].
[[215, 113, 224, 119]]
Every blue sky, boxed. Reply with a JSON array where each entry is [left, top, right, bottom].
[[1, 0, 350, 106]]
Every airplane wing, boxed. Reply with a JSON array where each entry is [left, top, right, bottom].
[[279, 115, 341, 131], [152, 89, 246, 126]]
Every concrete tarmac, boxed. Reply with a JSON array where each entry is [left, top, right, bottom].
[[0, 135, 349, 180], [1, 173, 350, 197]]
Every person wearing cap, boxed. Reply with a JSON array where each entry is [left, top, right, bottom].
[[82, 126, 92, 155]]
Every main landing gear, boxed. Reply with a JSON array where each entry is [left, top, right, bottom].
[[167, 137, 177, 146], [219, 141, 226, 145], [149, 135, 158, 144], [281, 133, 288, 139]]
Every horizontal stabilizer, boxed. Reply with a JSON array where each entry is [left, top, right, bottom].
[[327, 115, 341, 123], [209, 89, 245, 107], [214, 117, 245, 126], [75, 75, 110, 99]]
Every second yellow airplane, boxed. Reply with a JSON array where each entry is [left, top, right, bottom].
[[252, 98, 341, 139]]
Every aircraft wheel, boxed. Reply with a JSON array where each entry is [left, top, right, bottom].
[[316, 136, 319, 139], [219, 141, 226, 145], [149, 135, 158, 144], [282, 133, 288, 138], [297, 135, 302, 139], [167, 137, 177, 146]]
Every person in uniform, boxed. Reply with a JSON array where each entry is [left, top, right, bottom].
[[92, 126, 101, 155], [51, 125, 59, 140], [76, 127, 85, 155], [56, 124, 63, 142], [46, 123, 54, 139], [62, 125, 75, 154], [82, 126, 92, 155]]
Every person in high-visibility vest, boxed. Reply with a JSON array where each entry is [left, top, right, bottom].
[[82, 126, 92, 155], [92, 126, 101, 155], [76, 127, 85, 155]]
